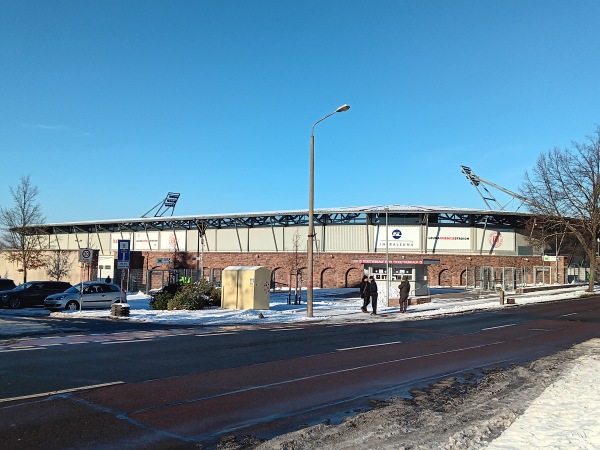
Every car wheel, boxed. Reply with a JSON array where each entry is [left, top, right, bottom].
[[8, 297, 21, 309], [65, 301, 79, 311]]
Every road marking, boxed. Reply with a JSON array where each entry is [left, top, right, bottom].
[[101, 339, 155, 345], [481, 323, 517, 331], [560, 312, 578, 317], [337, 341, 403, 351], [195, 332, 239, 337], [134, 340, 507, 414], [0, 347, 43, 353], [0, 381, 124, 403], [268, 327, 304, 332]]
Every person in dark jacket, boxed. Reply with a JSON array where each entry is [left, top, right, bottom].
[[369, 276, 378, 315], [359, 275, 370, 313], [398, 275, 410, 313]]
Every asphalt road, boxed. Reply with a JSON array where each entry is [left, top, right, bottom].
[[1, 297, 599, 449]]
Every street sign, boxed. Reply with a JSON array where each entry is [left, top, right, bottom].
[[157, 257, 171, 264], [118, 240, 130, 269], [79, 248, 93, 263]]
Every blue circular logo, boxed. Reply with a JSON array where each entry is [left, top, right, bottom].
[[392, 229, 402, 239]]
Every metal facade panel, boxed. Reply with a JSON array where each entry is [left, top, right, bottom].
[[48, 233, 70, 250], [247, 227, 282, 252], [323, 224, 369, 252], [214, 227, 247, 252], [95, 232, 112, 255], [186, 229, 200, 250], [74, 232, 95, 250], [282, 226, 308, 252]]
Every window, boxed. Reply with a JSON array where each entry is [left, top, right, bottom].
[[102, 284, 119, 293]]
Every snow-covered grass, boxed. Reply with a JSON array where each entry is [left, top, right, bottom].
[[39, 284, 596, 327]]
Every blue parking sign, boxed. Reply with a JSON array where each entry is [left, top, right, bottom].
[[117, 240, 130, 268]]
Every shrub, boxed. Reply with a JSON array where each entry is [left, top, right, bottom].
[[210, 287, 222, 307], [149, 283, 179, 310], [168, 283, 205, 310], [150, 280, 220, 310], [150, 291, 171, 310]]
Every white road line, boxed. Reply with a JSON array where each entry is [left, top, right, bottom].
[[134, 340, 508, 413], [560, 312, 578, 317], [481, 323, 517, 331], [337, 341, 403, 351], [0, 381, 124, 403], [0, 347, 43, 353], [269, 327, 304, 331], [195, 332, 239, 337], [100, 339, 155, 345]]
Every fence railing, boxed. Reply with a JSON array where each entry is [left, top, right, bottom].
[[463, 265, 565, 292]]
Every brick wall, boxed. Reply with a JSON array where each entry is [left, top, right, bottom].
[[129, 251, 563, 289]]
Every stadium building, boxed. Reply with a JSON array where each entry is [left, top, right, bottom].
[[1, 204, 566, 305]]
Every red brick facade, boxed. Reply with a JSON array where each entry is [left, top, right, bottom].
[[130, 251, 564, 290]]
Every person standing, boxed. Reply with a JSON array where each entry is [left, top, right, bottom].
[[369, 275, 378, 315], [105, 275, 112, 283], [398, 275, 410, 313], [360, 275, 370, 313]]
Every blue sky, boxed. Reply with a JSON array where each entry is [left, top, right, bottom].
[[1, 1, 599, 223]]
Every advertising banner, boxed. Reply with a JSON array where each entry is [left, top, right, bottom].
[[427, 226, 472, 251], [475, 229, 515, 253], [160, 230, 187, 251], [375, 226, 420, 250], [134, 231, 159, 251]]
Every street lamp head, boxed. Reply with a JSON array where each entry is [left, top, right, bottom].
[[336, 104, 350, 113]]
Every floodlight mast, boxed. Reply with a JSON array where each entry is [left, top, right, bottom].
[[460, 165, 529, 211], [142, 192, 181, 217]]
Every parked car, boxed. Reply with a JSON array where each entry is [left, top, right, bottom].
[[0, 281, 72, 309], [44, 281, 125, 311], [0, 278, 16, 291]]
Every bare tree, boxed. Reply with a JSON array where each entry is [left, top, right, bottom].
[[0, 175, 47, 282], [520, 126, 600, 291], [286, 230, 305, 304], [46, 250, 73, 281]]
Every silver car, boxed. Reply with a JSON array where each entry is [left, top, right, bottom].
[[44, 281, 125, 311]]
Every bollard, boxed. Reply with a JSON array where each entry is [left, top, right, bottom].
[[500, 290, 505, 305], [111, 303, 130, 317]]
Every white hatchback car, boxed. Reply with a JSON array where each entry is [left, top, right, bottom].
[[44, 281, 125, 311]]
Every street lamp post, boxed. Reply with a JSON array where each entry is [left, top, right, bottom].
[[307, 104, 350, 317], [385, 207, 390, 306]]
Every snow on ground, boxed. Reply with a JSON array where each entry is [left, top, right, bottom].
[[37, 284, 600, 327], [486, 339, 600, 450], [1, 285, 599, 449]]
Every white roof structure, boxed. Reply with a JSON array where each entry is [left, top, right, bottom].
[[26, 204, 532, 235]]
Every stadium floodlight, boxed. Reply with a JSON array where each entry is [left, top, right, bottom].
[[142, 192, 181, 217]]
